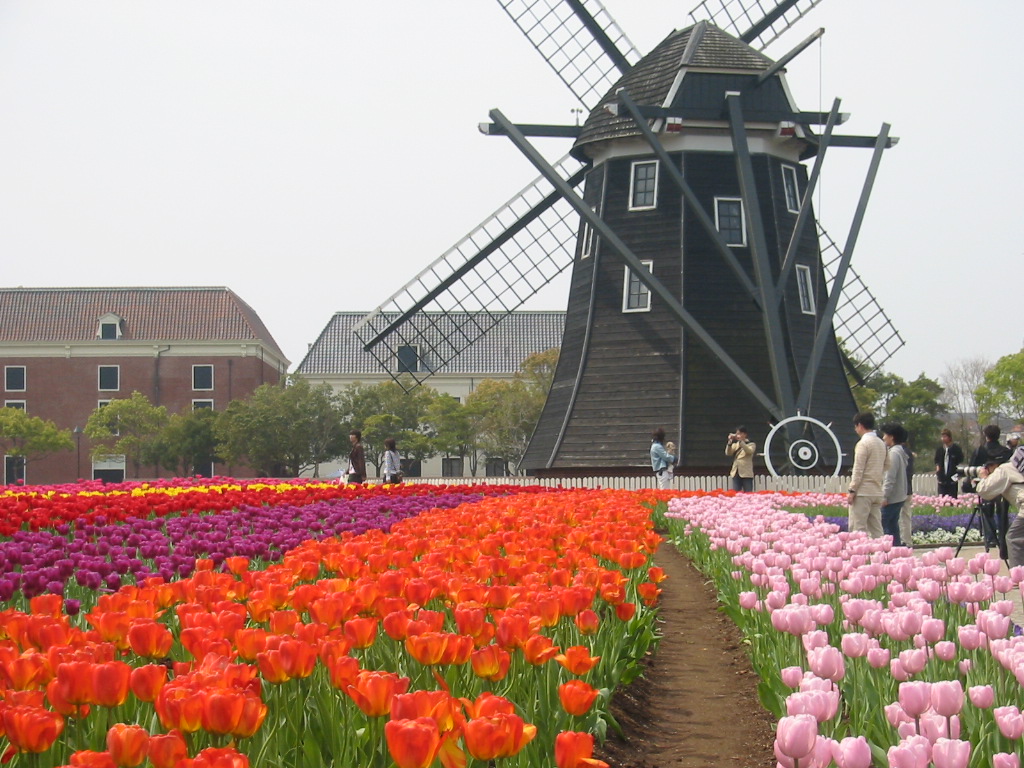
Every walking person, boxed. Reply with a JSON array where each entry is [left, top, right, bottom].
[[848, 412, 888, 538], [650, 428, 676, 490], [933, 428, 964, 498], [382, 437, 402, 484], [725, 426, 756, 492], [880, 424, 911, 546], [346, 430, 367, 484]]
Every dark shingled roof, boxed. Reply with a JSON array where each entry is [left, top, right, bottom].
[[0, 286, 287, 360], [574, 22, 775, 157], [297, 312, 565, 376]]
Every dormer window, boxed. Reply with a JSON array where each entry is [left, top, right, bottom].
[[97, 313, 124, 340]]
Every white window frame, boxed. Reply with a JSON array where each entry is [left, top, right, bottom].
[[192, 399, 215, 410], [781, 165, 801, 214], [628, 160, 659, 211], [580, 221, 595, 259], [4, 366, 26, 392], [192, 364, 214, 391], [4, 401, 26, 411], [795, 264, 817, 315], [714, 197, 747, 246], [98, 365, 120, 392], [622, 260, 654, 313]]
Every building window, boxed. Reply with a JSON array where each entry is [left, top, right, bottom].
[[485, 457, 507, 477], [99, 322, 119, 340], [5, 366, 25, 392], [628, 160, 658, 210], [193, 365, 214, 391], [397, 345, 419, 373], [192, 400, 214, 410], [98, 366, 119, 392], [4, 401, 26, 410], [622, 260, 654, 313], [400, 458, 421, 478], [782, 165, 801, 213], [92, 455, 126, 484], [441, 457, 464, 477], [580, 221, 595, 259], [97, 400, 119, 436], [4, 456, 25, 485], [795, 264, 817, 315], [714, 197, 746, 246]]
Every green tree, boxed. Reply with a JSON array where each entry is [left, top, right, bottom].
[[154, 408, 221, 478], [85, 392, 169, 478], [0, 408, 74, 479], [337, 379, 437, 475], [882, 373, 945, 449], [216, 379, 347, 477], [466, 378, 537, 474], [426, 393, 477, 475], [975, 349, 1024, 424]]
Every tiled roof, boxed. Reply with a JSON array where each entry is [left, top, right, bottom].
[[574, 23, 774, 156], [297, 312, 565, 376], [0, 287, 286, 360]]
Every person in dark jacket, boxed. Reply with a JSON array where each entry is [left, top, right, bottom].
[[933, 429, 964, 498], [969, 424, 1012, 551], [346, 430, 367, 484]]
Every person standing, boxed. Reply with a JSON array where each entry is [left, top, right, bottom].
[[346, 430, 366, 484], [848, 412, 888, 538], [975, 460, 1024, 567], [881, 424, 911, 546], [382, 437, 402, 484], [650, 428, 676, 490], [725, 426, 756, 492], [1007, 426, 1024, 473], [933, 429, 964, 498], [969, 424, 1012, 551]]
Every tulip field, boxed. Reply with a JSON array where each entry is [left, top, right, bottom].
[[2, 481, 1023, 767]]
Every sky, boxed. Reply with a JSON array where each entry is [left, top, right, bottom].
[[1, 0, 1021, 386]]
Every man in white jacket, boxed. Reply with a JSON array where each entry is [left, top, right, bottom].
[[848, 412, 889, 538], [975, 461, 1024, 567]]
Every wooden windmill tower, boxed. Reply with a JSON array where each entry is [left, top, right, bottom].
[[353, 0, 904, 477]]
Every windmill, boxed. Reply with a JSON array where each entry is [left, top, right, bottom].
[[352, 0, 904, 477]]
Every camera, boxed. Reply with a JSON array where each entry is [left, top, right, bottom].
[[958, 465, 984, 480]]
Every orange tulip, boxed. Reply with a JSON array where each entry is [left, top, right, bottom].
[[554, 646, 601, 675], [225, 556, 250, 575], [405, 632, 447, 666], [523, 634, 561, 666], [462, 692, 516, 719], [343, 617, 379, 649], [1, 704, 65, 753], [439, 634, 474, 665], [324, 653, 360, 691], [234, 628, 269, 661], [55, 660, 94, 705], [190, 746, 250, 768], [29, 593, 64, 617], [495, 613, 531, 650], [256, 650, 291, 684], [555, 731, 610, 768], [201, 689, 246, 735], [637, 582, 662, 607], [155, 686, 205, 733], [129, 665, 167, 703], [453, 605, 488, 638], [385, 717, 442, 768], [127, 620, 173, 659], [68, 750, 116, 768], [87, 611, 132, 650], [469, 645, 510, 681], [5, 651, 47, 690], [462, 713, 537, 761], [279, 638, 317, 679], [346, 670, 410, 717], [106, 723, 150, 768], [383, 610, 415, 641], [269, 610, 300, 636], [558, 680, 600, 716], [390, 690, 461, 732], [147, 730, 188, 768], [648, 566, 666, 583], [615, 602, 637, 622], [616, 550, 647, 570], [231, 693, 268, 739], [46, 676, 89, 719], [574, 609, 600, 635], [93, 661, 132, 708]]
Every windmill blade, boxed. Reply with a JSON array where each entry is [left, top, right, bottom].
[[818, 223, 904, 379], [688, 0, 825, 51], [495, 0, 643, 110], [353, 153, 588, 390]]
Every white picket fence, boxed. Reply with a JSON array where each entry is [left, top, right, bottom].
[[409, 473, 942, 495]]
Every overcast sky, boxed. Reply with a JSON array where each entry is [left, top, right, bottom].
[[1, 1, 1021, 386]]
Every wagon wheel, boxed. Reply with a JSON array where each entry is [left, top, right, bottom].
[[763, 415, 844, 478]]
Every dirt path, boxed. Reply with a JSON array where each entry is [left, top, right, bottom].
[[596, 542, 777, 768]]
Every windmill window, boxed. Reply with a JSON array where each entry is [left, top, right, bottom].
[[4, 366, 26, 392], [98, 365, 120, 392], [397, 345, 419, 373], [192, 365, 214, 391], [795, 265, 817, 315], [628, 161, 658, 210], [714, 197, 746, 246], [580, 221, 595, 259], [782, 165, 801, 213], [622, 260, 653, 313]]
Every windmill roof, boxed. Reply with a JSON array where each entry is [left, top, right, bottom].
[[297, 311, 565, 376], [574, 22, 775, 155], [0, 286, 287, 360]]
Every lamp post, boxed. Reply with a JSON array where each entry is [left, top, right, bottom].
[[73, 426, 82, 481]]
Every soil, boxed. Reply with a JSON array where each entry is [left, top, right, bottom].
[[595, 542, 777, 768]]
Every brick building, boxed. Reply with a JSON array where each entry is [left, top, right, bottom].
[[0, 287, 289, 484]]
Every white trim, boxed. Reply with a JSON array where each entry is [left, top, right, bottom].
[[781, 164, 801, 214], [714, 197, 747, 246], [580, 221, 594, 259], [622, 260, 654, 313], [4, 365, 26, 392], [795, 264, 817, 315], [97, 364, 120, 392], [192, 399, 215, 410], [4, 400, 26, 410], [192, 364, 214, 391], [627, 160, 659, 211]]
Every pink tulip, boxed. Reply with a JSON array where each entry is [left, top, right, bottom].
[[802, 630, 830, 653], [866, 647, 890, 669], [840, 632, 869, 658], [968, 685, 994, 709], [947, 581, 970, 603], [994, 706, 1024, 739], [806, 645, 844, 683], [984, 558, 1002, 576], [919, 712, 950, 742], [930, 680, 963, 718], [933, 641, 956, 662], [887, 738, 929, 768], [920, 617, 945, 644], [831, 736, 871, 768], [958, 659, 972, 675], [781, 666, 804, 689], [771, 609, 791, 633], [931, 738, 970, 768], [766, 590, 788, 610], [994, 753, 1020, 768], [738, 591, 758, 610], [809, 603, 833, 625], [885, 702, 913, 728], [890, 658, 910, 682], [774, 714, 818, 760], [899, 681, 933, 718], [899, 647, 928, 675], [956, 625, 983, 650], [786, 690, 839, 722], [946, 558, 966, 576]]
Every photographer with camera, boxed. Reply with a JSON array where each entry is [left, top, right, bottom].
[[725, 426, 755, 492], [965, 425, 1013, 551], [974, 459, 1024, 567]]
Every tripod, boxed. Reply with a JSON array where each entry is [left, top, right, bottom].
[[955, 497, 1009, 562]]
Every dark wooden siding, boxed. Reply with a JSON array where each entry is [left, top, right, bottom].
[[672, 73, 793, 122]]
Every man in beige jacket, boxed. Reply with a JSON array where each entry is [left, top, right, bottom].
[[726, 426, 756, 492], [848, 412, 889, 537]]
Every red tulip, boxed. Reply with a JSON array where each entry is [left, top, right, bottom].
[[346, 670, 410, 717], [343, 617, 379, 649], [106, 723, 149, 768], [129, 665, 167, 703], [470, 644, 511, 681], [68, 750, 116, 768], [127, 620, 173, 659], [555, 646, 601, 675], [574, 610, 600, 635], [523, 634, 560, 666], [147, 730, 188, 768], [385, 717, 442, 768], [463, 713, 537, 760], [555, 731, 609, 768], [1, 704, 65, 753], [93, 661, 132, 708], [558, 680, 600, 716]]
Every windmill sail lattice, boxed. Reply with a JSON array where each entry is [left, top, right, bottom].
[[688, 0, 824, 50]]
